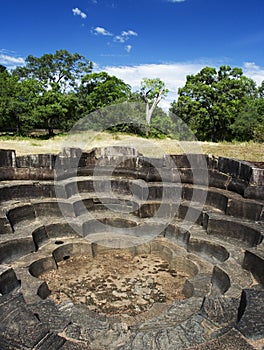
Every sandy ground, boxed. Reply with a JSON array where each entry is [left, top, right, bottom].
[[0, 132, 263, 161]]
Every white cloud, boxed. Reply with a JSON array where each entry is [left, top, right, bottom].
[[167, 0, 186, 2], [114, 35, 126, 43], [102, 62, 205, 110], [114, 30, 138, 43], [121, 30, 138, 37], [93, 26, 113, 36], [100, 61, 264, 111], [72, 8, 87, 19], [243, 62, 264, 86], [0, 54, 25, 66], [125, 45, 132, 53]]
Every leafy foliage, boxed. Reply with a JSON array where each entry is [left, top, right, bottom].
[[0, 51, 263, 143], [170, 66, 258, 142], [231, 97, 264, 141], [77, 72, 132, 114], [13, 50, 93, 91], [0, 69, 43, 134]]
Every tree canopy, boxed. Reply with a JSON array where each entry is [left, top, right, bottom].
[[78, 72, 132, 114], [0, 69, 43, 133], [13, 50, 93, 91], [0, 51, 263, 142], [170, 65, 258, 142]]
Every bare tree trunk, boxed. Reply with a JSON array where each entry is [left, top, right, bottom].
[[145, 102, 151, 137], [144, 89, 164, 137]]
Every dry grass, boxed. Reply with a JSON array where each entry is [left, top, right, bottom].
[[0, 132, 263, 162]]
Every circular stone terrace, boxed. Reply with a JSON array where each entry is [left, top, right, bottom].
[[0, 146, 263, 350]]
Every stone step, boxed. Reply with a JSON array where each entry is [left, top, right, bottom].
[[243, 248, 264, 287], [0, 265, 20, 295], [1, 184, 262, 240], [187, 224, 247, 265], [14, 266, 51, 304], [183, 273, 212, 299], [211, 260, 254, 298], [203, 211, 263, 248], [0, 216, 80, 264], [0, 181, 55, 203], [56, 176, 264, 221], [0, 235, 35, 264]]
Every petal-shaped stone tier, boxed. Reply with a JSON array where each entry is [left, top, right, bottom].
[[0, 147, 263, 350]]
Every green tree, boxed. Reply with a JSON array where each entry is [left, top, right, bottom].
[[77, 72, 131, 114], [140, 78, 169, 136], [9, 50, 93, 136], [0, 65, 7, 73], [0, 70, 42, 134], [258, 80, 264, 98], [13, 49, 93, 91], [170, 66, 257, 141], [33, 83, 78, 137], [231, 95, 264, 141]]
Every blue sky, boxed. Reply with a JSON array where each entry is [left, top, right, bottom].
[[1, 0, 264, 108]]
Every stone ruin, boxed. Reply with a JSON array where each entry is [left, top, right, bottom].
[[0, 146, 263, 350]]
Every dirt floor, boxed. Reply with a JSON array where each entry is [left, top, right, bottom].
[[41, 251, 190, 323]]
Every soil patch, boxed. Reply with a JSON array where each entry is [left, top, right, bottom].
[[41, 250, 190, 320]]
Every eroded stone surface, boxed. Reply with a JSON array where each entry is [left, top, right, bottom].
[[0, 148, 263, 349]]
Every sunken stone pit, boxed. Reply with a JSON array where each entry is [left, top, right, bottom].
[[0, 146, 263, 350]]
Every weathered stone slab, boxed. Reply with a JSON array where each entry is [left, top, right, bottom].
[[0, 267, 20, 294], [205, 213, 263, 247], [183, 273, 212, 298], [0, 293, 49, 348], [227, 178, 248, 196], [16, 154, 56, 169], [32, 226, 54, 249], [52, 242, 93, 263], [6, 204, 36, 228], [0, 213, 13, 234], [237, 289, 264, 340], [211, 266, 231, 295], [188, 328, 256, 350], [227, 198, 263, 221], [200, 296, 240, 326], [239, 162, 253, 182], [243, 249, 264, 286], [29, 257, 57, 278], [187, 238, 229, 264], [0, 238, 35, 264], [244, 185, 264, 200], [250, 167, 264, 186], [164, 154, 209, 169], [208, 170, 230, 189], [0, 149, 16, 167], [218, 157, 240, 177], [30, 301, 69, 334], [0, 167, 54, 181], [0, 182, 55, 202]]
